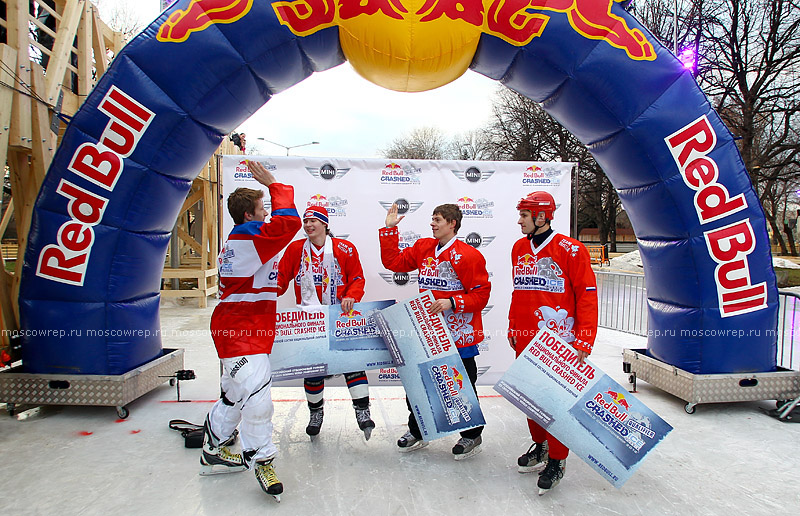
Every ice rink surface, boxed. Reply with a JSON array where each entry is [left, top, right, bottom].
[[2, 301, 799, 516]]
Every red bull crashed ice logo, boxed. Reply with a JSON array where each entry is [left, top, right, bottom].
[[270, 0, 655, 60]]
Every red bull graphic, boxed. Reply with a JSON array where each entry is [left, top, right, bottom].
[[451, 365, 464, 389], [158, 0, 255, 43], [381, 162, 422, 184], [456, 196, 493, 218], [606, 389, 630, 411], [271, 0, 654, 59], [421, 256, 438, 273], [522, 164, 563, 185], [430, 362, 473, 425]]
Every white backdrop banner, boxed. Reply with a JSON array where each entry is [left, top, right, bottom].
[[221, 156, 575, 386]]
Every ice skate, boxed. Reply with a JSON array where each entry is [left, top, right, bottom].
[[518, 441, 548, 473], [306, 407, 324, 438], [537, 458, 566, 495], [354, 404, 375, 441], [452, 436, 482, 461], [199, 424, 246, 476], [255, 459, 283, 503], [397, 431, 428, 452]]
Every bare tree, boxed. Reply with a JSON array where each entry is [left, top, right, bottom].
[[448, 130, 493, 160], [484, 89, 623, 245], [381, 126, 450, 160], [93, 0, 145, 41]]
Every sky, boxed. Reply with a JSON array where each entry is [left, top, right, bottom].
[[93, 0, 500, 158]]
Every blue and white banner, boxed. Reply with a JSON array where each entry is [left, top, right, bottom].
[[375, 292, 485, 440], [270, 300, 395, 380], [495, 328, 672, 488]]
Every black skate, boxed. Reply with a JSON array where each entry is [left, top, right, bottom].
[[518, 441, 548, 473], [397, 431, 428, 452], [452, 436, 482, 460], [306, 407, 323, 438], [255, 459, 283, 503], [199, 423, 246, 476], [354, 404, 375, 441], [537, 458, 566, 495]]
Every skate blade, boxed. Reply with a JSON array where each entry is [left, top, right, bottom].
[[271, 494, 281, 503], [397, 441, 429, 453], [453, 445, 482, 461], [538, 488, 549, 496], [199, 464, 247, 476], [363, 427, 373, 441]]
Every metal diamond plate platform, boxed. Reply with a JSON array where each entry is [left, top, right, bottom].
[[622, 348, 800, 414], [0, 348, 184, 418]]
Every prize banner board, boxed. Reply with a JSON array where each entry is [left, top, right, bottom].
[[495, 327, 672, 488], [271, 300, 395, 380], [375, 292, 485, 440]]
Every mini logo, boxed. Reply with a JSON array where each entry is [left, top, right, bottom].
[[379, 271, 419, 286], [458, 232, 496, 249], [306, 163, 350, 180], [451, 166, 494, 183], [379, 198, 424, 215]]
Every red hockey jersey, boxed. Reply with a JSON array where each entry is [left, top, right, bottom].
[[277, 237, 365, 304], [508, 232, 598, 354], [210, 183, 301, 358], [379, 226, 491, 357]]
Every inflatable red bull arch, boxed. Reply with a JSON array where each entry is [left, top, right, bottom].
[[19, 0, 777, 375]]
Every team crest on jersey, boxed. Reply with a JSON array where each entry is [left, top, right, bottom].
[[558, 238, 580, 257], [513, 255, 565, 292], [535, 305, 576, 342], [445, 311, 475, 346]]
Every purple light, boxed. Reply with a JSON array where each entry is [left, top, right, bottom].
[[679, 48, 697, 70]]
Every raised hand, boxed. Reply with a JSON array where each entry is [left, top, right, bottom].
[[247, 160, 276, 187], [385, 203, 405, 228]]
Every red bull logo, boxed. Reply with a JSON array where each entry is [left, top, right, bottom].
[[452, 366, 464, 389], [518, 254, 536, 266], [271, 0, 654, 59], [606, 389, 630, 411], [341, 309, 363, 318], [421, 256, 438, 272], [307, 194, 328, 207], [526, 165, 543, 172], [158, 0, 255, 43], [385, 163, 402, 169]]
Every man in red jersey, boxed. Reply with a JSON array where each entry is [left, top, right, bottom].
[[508, 191, 598, 495], [379, 203, 491, 460], [277, 205, 375, 440], [202, 160, 301, 502]]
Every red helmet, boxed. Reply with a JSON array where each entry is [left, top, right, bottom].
[[517, 191, 556, 219]]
